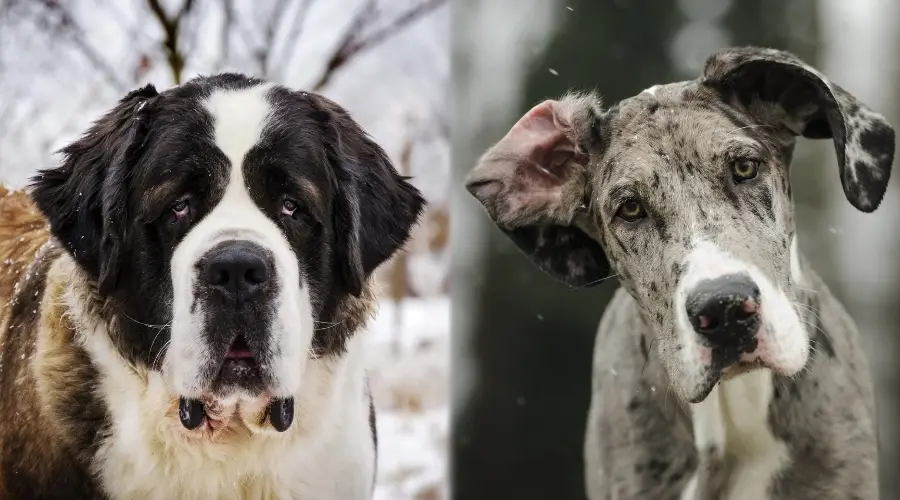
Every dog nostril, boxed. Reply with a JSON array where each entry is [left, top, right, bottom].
[[214, 269, 230, 287], [245, 267, 266, 285], [734, 298, 759, 320], [696, 314, 721, 333]]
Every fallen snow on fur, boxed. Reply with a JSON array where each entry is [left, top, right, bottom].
[[367, 296, 449, 500]]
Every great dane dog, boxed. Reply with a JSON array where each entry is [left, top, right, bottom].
[[465, 47, 894, 499]]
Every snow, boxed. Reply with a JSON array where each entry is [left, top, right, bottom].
[[366, 296, 449, 500]]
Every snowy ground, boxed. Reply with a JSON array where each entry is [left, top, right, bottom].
[[366, 295, 449, 500]]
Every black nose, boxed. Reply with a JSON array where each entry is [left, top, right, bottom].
[[685, 274, 761, 347], [199, 241, 270, 301]]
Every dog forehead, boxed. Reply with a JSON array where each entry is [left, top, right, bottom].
[[134, 77, 334, 213], [601, 92, 743, 168], [586, 89, 772, 205]]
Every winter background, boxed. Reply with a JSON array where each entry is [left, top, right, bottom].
[[0, 1, 449, 499]]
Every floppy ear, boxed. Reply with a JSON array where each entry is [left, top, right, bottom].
[[309, 95, 426, 297], [29, 84, 159, 293], [702, 46, 895, 212], [465, 93, 610, 288]]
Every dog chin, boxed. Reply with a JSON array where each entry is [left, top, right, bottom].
[[682, 332, 810, 405]]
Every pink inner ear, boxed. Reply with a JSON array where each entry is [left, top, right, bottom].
[[501, 100, 581, 186], [467, 97, 590, 227]]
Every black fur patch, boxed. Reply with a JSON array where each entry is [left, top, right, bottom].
[[504, 225, 610, 288]]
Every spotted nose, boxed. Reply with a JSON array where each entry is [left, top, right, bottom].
[[685, 274, 761, 348]]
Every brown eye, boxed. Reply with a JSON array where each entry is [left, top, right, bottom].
[[616, 199, 647, 222], [732, 159, 760, 182], [281, 199, 298, 217], [171, 200, 190, 219]]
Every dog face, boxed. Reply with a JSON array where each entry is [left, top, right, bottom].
[[466, 47, 894, 403], [30, 74, 424, 417]]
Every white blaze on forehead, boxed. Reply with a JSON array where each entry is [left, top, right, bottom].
[[205, 83, 274, 185]]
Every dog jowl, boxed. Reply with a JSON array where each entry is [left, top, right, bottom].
[[466, 47, 894, 403], [30, 74, 424, 433]]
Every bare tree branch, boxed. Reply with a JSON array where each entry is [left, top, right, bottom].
[[311, 0, 446, 91], [272, 0, 317, 78], [214, 0, 236, 72], [146, 0, 196, 84], [255, 0, 291, 77], [25, 0, 129, 90]]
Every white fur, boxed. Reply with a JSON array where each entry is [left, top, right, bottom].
[[54, 85, 376, 499], [681, 370, 790, 500], [169, 84, 311, 398], [789, 235, 803, 284], [674, 239, 809, 399], [642, 85, 661, 97]]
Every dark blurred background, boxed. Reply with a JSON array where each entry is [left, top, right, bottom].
[[452, 0, 900, 499]]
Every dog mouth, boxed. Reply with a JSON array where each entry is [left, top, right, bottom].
[[225, 334, 253, 360], [178, 395, 295, 434], [215, 335, 266, 392], [690, 356, 771, 403], [687, 352, 767, 404], [177, 334, 295, 433]]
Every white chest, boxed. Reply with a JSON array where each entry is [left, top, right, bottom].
[[91, 370, 375, 500], [681, 370, 790, 500], [78, 327, 375, 500]]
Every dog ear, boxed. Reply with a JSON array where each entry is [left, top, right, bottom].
[[310, 95, 426, 297], [465, 94, 610, 288], [29, 84, 159, 293], [702, 46, 895, 212]]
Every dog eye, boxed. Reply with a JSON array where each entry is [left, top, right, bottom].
[[732, 159, 760, 182], [171, 200, 190, 219], [281, 199, 298, 217], [616, 199, 647, 222]]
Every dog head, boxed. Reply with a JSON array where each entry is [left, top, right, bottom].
[[466, 47, 894, 403], [30, 74, 424, 427]]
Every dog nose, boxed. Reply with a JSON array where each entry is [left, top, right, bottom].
[[685, 274, 761, 346], [199, 241, 270, 300]]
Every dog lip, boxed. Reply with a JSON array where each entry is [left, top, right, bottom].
[[688, 361, 766, 403], [225, 335, 254, 360]]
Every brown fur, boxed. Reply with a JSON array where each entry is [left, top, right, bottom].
[[0, 186, 50, 322]]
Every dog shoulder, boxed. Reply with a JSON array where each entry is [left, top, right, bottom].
[[0, 231, 106, 497]]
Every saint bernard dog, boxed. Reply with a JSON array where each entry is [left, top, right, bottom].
[[0, 74, 424, 499]]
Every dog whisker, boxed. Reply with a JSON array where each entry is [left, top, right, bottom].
[[570, 273, 621, 290], [152, 339, 172, 368], [314, 320, 346, 332], [797, 318, 827, 338], [120, 310, 172, 330]]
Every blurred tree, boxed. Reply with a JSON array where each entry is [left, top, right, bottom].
[[454, 1, 679, 498], [455, 0, 820, 499]]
